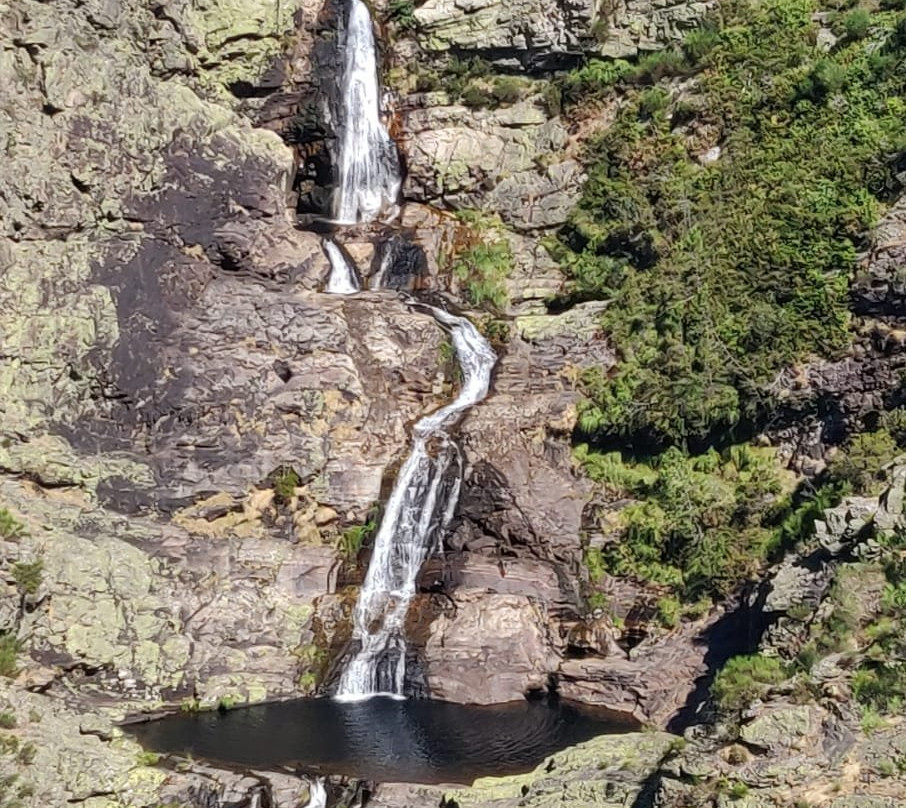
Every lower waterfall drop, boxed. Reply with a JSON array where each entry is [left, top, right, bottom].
[[304, 778, 327, 808], [336, 308, 497, 699], [324, 240, 360, 295]]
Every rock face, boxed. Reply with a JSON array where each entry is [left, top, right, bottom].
[[0, 0, 468, 802], [413, 0, 714, 65], [853, 195, 906, 318], [11, 0, 903, 804], [400, 95, 584, 233], [1, 0, 648, 802]]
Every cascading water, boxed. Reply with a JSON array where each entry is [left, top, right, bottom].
[[337, 310, 497, 698], [333, 0, 401, 224], [304, 778, 327, 808], [324, 240, 360, 294], [322, 0, 497, 700]]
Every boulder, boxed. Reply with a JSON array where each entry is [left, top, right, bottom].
[[415, 591, 560, 703]]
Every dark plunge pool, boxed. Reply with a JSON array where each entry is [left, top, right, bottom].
[[126, 696, 633, 785]]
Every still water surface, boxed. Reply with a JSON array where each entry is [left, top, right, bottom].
[[128, 696, 632, 784]]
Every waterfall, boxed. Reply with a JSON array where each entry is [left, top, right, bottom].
[[370, 247, 393, 290], [324, 240, 360, 294], [336, 310, 497, 699], [334, 0, 401, 224], [322, 0, 497, 701], [304, 778, 327, 808]]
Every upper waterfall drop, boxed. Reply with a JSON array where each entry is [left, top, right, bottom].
[[333, 0, 402, 224], [336, 310, 497, 699]]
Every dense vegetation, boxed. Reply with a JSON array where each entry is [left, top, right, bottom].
[[579, 416, 906, 607], [556, 0, 906, 449], [580, 443, 788, 602], [446, 210, 513, 311], [708, 525, 906, 729]]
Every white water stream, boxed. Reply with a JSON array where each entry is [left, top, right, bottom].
[[304, 778, 327, 808], [333, 0, 400, 224], [324, 240, 360, 294], [323, 0, 497, 700], [336, 310, 496, 698]]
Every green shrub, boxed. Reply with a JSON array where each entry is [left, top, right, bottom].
[[683, 25, 722, 63], [727, 780, 749, 799], [559, 59, 634, 105], [637, 87, 670, 120], [633, 48, 687, 82], [461, 84, 494, 108], [580, 444, 783, 600], [828, 430, 899, 494], [339, 513, 378, 559], [542, 82, 563, 116], [12, 561, 42, 596], [491, 76, 524, 105], [797, 58, 848, 101], [444, 57, 492, 100], [387, 0, 417, 30], [0, 713, 15, 730], [272, 466, 301, 504], [656, 595, 682, 628], [771, 482, 847, 553], [840, 7, 872, 38], [0, 510, 24, 542], [584, 546, 606, 584], [853, 665, 906, 713], [449, 214, 513, 311], [0, 635, 20, 679], [712, 654, 788, 713]]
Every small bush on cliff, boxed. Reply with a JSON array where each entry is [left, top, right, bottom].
[[826, 427, 905, 495], [339, 515, 378, 559], [556, 0, 906, 449], [712, 654, 788, 713], [0, 635, 20, 679], [452, 240, 511, 309], [850, 529, 906, 712], [11, 561, 42, 597], [0, 510, 23, 542], [271, 466, 301, 505], [386, 0, 417, 30]]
